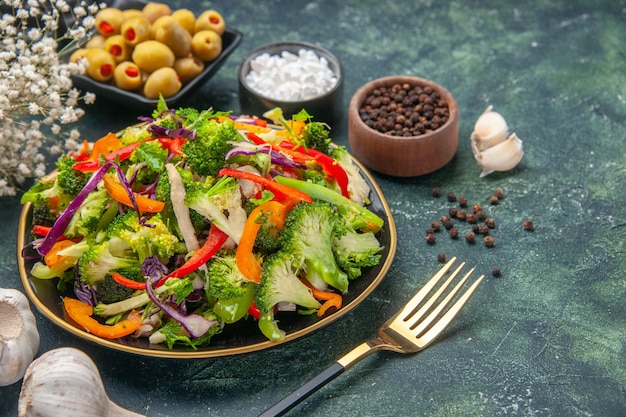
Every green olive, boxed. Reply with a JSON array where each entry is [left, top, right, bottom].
[[191, 30, 222, 62], [132, 40, 175, 73], [143, 67, 181, 99], [113, 61, 144, 91], [142, 2, 171, 24], [152, 16, 192, 58], [171, 9, 196, 35], [85, 35, 106, 49], [120, 16, 151, 47], [104, 35, 131, 63], [194, 10, 226, 36], [85, 49, 116, 82], [69, 48, 89, 64], [122, 9, 143, 20], [95, 8, 125, 37], [174, 56, 204, 84]]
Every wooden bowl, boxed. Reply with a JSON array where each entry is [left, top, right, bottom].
[[348, 76, 459, 177]]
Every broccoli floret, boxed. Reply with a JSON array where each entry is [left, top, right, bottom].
[[64, 189, 111, 239], [93, 273, 138, 304], [254, 221, 282, 255], [119, 124, 152, 145], [185, 176, 248, 244], [280, 201, 348, 293], [106, 211, 184, 262], [78, 240, 141, 286], [333, 227, 383, 280], [181, 118, 239, 177], [55, 155, 89, 196], [30, 192, 58, 227], [207, 250, 256, 323], [330, 146, 371, 206], [93, 278, 172, 317], [303, 121, 331, 155], [207, 251, 254, 301]]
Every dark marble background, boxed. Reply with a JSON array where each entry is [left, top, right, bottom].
[[1, 1, 624, 416]]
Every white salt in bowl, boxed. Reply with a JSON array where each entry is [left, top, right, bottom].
[[238, 41, 343, 125]]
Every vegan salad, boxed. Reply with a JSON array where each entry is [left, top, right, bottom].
[[21, 99, 385, 349]]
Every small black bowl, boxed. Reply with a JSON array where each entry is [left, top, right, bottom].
[[238, 41, 343, 125]]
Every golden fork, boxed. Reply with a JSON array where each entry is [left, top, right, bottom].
[[258, 257, 484, 417]]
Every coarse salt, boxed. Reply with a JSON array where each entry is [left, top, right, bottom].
[[245, 48, 338, 101]]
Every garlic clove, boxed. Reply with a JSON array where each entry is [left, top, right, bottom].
[[18, 347, 144, 417], [0, 288, 40, 386], [475, 132, 524, 177], [471, 105, 509, 152]]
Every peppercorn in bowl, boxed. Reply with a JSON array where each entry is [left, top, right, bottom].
[[238, 41, 344, 125], [348, 76, 459, 177]]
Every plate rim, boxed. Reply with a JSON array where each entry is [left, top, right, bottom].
[[17, 156, 397, 359]]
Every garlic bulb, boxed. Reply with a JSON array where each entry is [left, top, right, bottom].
[[0, 287, 40, 386], [471, 106, 524, 177], [18, 347, 145, 417]]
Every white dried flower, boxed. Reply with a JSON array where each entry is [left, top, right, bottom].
[[0, 2, 103, 196]]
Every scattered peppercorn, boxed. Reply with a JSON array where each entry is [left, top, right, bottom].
[[484, 235, 495, 247], [485, 218, 496, 229], [475, 209, 487, 221], [449, 207, 458, 217], [443, 220, 454, 230], [472, 203, 482, 213], [472, 224, 480, 234], [489, 195, 499, 205], [449, 228, 459, 239], [523, 219, 535, 231], [431, 187, 441, 198], [491, 266, 501, 277], [466, 213, 477, 224], [458, 196, 468, 207], [431, 221, 440, 232], [493, 188, 504, 199], [440, 215, 450, 223], [425, 227, 435, 235], [425, 233, 436, 244], [465, 231, 476, 243], [456, 209, 467, 221], [478, 224, 490, 235], [437, 252, 446, 263], [447, 191, 456, 202]]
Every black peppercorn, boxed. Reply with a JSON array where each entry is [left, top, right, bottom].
[[485, 218, 496, 229], [431, 187, 441, 198], [523, 219, 535, 231], [449, 228, 459, 239], [491, 266, 501, 277], [493, 188, 504, 199], [484, 235, 495, 247], [437, 252, 446, 263], [447, 191, 456, 202], [489, 195, 499, 205], [425, 233, 436, 244], [465, 231, 476, 243], [458, 196, 468, 207]]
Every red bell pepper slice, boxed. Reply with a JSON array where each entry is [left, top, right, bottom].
[[218, 168, 313, 207], [163, 223, 229, 280], [245, 132, 315, 163], [111, 272, 147, 290]]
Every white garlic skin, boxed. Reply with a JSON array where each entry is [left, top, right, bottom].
[[18, 347, 144, 417], [0, 288, 40, 386], [470, 105, 509, 151], [475, 133, 524, 178]]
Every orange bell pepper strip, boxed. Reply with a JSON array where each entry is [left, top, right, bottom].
[[44, 239, 78, 268], [63, 297, 142, 339], [301, 279, 343, 316], [88, 132, 123, 160], [103, 174, 165, 213], [236, 201, 287, 284], [73, 142, 143, 173], [218, 168, 313, 208]]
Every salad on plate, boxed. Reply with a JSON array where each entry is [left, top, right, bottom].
[[21, 99, 385, 349]]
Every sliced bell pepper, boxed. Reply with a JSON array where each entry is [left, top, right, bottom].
[[44, 239, 78, 269], [301, 279, 343, 316], [32, 224, 53, 237], [103, 174, 165, 213], [245, 132, 315, 163], [73, 142, 142, 173], [88, 132, 123, 160], [164, 223, 229, 280], [218, 168, 313, 208], [63, 297, 142, 339], [111, 272, 146, 290], [236, 201, 287, 284]]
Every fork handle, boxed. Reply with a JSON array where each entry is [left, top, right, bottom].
[[258, 341, 385, 417]]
